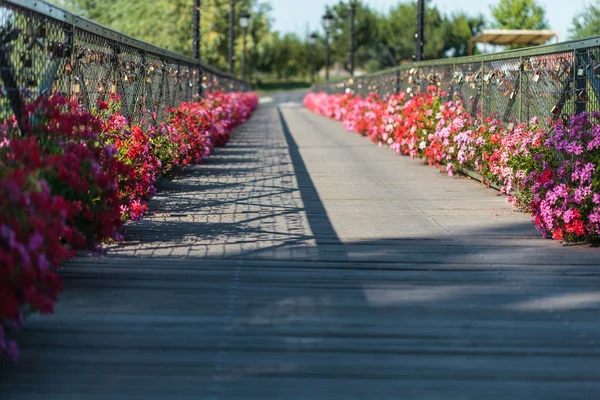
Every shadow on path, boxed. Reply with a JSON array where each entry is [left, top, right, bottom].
[[3, 92, 600, 400], [277, 106, 346, 260]]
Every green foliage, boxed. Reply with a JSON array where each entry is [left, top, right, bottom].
[[326, 2, 381, 72], [50, 0, 492, 80], [328, 1, 484, 70], [56, 0, 272, 74], [445, 12, 486, 57], [490, 0, 549, 50], [569, 1, 600, 39], [380, 2, 445, 63], [261, 33, 311, 79], [489, 0, 549, 48], [256, 80, 312, 92]]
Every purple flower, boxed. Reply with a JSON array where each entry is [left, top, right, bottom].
[[37, 254, 49, 272], [28, 232, 44, 252], [104, 144, 118, 158], [6, 341, 19, 362], [0, 224, 16, 248]]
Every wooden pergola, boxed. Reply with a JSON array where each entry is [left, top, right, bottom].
[[469, 29, 560, 55]]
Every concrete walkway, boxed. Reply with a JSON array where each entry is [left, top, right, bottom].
[[2, 91, 600, 399]]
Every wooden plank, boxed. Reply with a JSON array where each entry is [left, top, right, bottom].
[[2, 91, 600, 399]]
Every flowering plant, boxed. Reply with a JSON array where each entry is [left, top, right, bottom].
[[1, 90, 258, 361], [97, 94, 161, 221], [528, 112, 600, 242], [0, 94, 126, 361], [305, 91, 600, 244]]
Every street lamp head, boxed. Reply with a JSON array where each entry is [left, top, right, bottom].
[[322, 10, 334, 32], [309, 32, 318, 45], [239, 11, 251, 29], [349, 0, 358, 7]]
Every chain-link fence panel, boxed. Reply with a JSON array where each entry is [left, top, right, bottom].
[[0, 0, 250, 126], [312, 36, 600, 127]]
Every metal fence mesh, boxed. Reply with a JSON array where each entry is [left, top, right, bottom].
[[313, 38, 600, 126], [0, 0, 250, 125]]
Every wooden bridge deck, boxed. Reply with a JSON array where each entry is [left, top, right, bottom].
[[2, 91, 600, 399]]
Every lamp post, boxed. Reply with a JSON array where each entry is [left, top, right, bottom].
[[239, 11, 250, 82], [229, 0, 235, 74], [309, 32, 318, 84], [322, 10, 333, 81], [349, 0, 357, 76], [416, 0, 425, 61], [192, 0, 200, 60], [192, 0, 201, 60]]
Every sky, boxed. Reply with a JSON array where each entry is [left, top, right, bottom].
[[270, 0, 587, 43]]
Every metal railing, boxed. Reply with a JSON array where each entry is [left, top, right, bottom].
[[0, 0, 250, 124], [313, 36, 600, 124]]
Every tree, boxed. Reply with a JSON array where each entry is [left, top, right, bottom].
[[324, 1, 381, 73], [51, 0, 489, 81], [490, 0, 549, 48], [378, 2, 439, 65], [56, 0, 273, 74], [266, 33, 306, 79], [490, 0, 549, 30], [445, 12, 486, 57], [569, 1, 600, 39], [378, 1, 482, 65]]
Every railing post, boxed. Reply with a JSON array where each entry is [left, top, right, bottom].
[[502, 61, 522, 122], [448, 63, 455, 102], [518, 59, 523, 121], [198, 66, 204, 98], [128, 50, 146, 120], [157, 59, 167, 121], [575, 48, 588, 115], [480, 61, 485, 119], [111, 43, 126, 110], [67, 21, 74, 99], [0, 20, 22, 130], [470, 63, 482, 117]]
